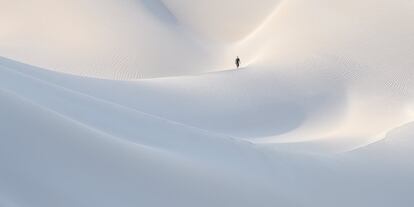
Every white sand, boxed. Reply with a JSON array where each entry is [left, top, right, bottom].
[[1, 0, 414, 206]]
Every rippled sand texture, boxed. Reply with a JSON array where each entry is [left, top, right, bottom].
[[1, 0, 414, 206]]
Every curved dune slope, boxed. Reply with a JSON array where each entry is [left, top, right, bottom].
[[162, 0, 282, 41], [0, 0, 212, 78], [1, 0, 414, 206]]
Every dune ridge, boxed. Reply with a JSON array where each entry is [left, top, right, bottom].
[[1, 0, 414, 206]]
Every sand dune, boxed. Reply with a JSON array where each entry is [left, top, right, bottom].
[[1, 0, 414, 206]]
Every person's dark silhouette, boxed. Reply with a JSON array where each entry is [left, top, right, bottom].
[[235, 56, 241, 68]]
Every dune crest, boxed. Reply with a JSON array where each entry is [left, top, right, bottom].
[[1, 0, 414, 206]]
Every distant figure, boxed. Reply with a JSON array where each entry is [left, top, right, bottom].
[[235, 56, 241, 69]]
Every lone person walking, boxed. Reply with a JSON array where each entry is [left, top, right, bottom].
[[235, 56, 241, 69]]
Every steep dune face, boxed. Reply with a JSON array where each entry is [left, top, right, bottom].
[[225, 0, 414, 147], [162, 0, 282, 42], [2, 0, 412, 80], [0, 0, 285, 79], [0, 0, 212, 78]]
